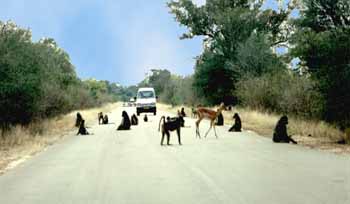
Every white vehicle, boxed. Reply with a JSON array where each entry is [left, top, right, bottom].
[[136, 87, 157, 116]]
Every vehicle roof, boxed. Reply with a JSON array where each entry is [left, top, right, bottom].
[[137, 87, 155, 92]]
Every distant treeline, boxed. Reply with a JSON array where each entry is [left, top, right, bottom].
[[131, 0, 350, 129], [0, 21, 121, 131]]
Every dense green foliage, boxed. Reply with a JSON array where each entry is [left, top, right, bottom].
[[0, 21, 117, 131], [236, 71, 324, 119], [166, 0, 349, 127], [111, 85, 138, 102], [291, 0, 350, 127], [168, 0, 294, 104]]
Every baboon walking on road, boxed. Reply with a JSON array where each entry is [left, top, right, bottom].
[[167, 114, 185, 128], [159, 116, 182, 146]]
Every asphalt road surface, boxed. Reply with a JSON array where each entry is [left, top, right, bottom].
[[0, 106, 349, 204]]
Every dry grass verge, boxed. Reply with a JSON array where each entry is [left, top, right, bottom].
[[158, 104, 350, 154], [0, 103, 119, 175]]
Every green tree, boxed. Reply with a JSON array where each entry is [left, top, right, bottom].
[[233, 33, 286, 78], [168, 0, 295, 104], [148, 69, 171, 95], [35, 38, 79, 117], [0, 21, 42, 128], [193, 50, 235, 104], [291, 0, 350, 126], [0, 20, 118, 134]]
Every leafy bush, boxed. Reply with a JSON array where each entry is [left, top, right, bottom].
[[0, 21, 42, 128], [291, 0, 350, 127], [236, 72, 324, 119], [148, 72, 204, 106]]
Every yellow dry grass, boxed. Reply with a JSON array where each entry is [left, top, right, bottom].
[[158, 103, 349, 154], [0, 103, 119, 174]]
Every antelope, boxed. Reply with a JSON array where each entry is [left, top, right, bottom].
[[195, 102, 225, 139]]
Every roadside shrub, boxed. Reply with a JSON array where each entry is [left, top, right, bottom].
[[236, 71, 324, 119], [345, 128, 350, 144], [157, 75, 204, 106]]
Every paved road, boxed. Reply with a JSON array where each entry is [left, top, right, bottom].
[[0, 107, 349, 204]]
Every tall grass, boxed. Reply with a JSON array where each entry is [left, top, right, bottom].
[[0, 103, 119, 174], [231, 107, 343, 141], [159, 104, 345, 144], [0, 103, 118, 147]]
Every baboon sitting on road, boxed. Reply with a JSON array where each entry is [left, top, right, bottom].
[[103, 115, 109, 124], [229, 113, 242, 132], [98, 112, 104, 125], [180, 107, 186, 117], [77, 120, 89, 135], [75, 112, 83, 127], [215, 112, 224, 126], [117, 111, 131, 130], [273, 116, 297, 144], [159, 116, 182, 145], [144, 114, 148, 122], [131, 114, 138, 126], [191, 107, 198, 118]]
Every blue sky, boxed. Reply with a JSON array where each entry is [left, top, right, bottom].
[[0, 0, 294, 85]]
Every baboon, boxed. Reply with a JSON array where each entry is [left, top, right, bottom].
[[117, 111, 131, 130], [229, 113, 242, 132], [180, 107, 186, 117], [131, 114, 138, 126], [215, 112, 224, 126], [167, 114, 185, 127], [98, 112, 104, 125], [191, 107, 198, 118], [77, 120, 89, 135], [75, 112, 83, 127], [273, 116, 297, 144], [159, 116, 182, 145], [144, 114, 148, 122], [102, 115, 109, 124]]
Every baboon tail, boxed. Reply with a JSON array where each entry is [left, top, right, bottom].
[[158, 116, 165, 132]]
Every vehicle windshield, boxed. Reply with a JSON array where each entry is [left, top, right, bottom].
[[137, 91, 154, 99]]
